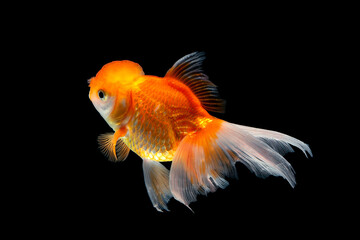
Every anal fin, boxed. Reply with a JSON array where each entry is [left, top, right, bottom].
[[143, 158, 173, 212]]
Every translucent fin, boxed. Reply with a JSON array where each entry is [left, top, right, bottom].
[[169, 119, 312, 207], [237, 125, 313, 158], [143, 158, 173, 212], [165, 52, 225, 113], [169, 119, 236, 207], [98, 133, 130, 162]]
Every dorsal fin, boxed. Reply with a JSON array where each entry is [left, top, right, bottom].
[[165, 52, 225, 113]]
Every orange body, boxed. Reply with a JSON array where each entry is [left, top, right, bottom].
[[123, 76, 214, 162], [88, 52, 312, 212], [88, 53, 223, 163]]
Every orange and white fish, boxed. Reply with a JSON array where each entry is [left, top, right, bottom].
[[88, 52, 312, 212]]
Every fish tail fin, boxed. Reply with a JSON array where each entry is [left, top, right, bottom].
[[169, 119, 312, 207]]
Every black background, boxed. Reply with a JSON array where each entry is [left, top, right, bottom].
[[10, 2, 345, 237]]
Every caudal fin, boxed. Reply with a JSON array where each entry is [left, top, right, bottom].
[[169, 119, 312, 208]]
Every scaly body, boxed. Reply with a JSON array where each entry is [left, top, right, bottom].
[[123, 76, 213, 162], [88, 52, 312, 212]]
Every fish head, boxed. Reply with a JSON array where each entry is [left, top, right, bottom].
[[88, 60, 144, 128]]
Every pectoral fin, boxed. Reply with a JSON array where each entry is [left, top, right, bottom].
[[98, 131, 130, 162]]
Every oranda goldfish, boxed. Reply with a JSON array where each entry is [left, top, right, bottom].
[[88, 52, 312, 212]]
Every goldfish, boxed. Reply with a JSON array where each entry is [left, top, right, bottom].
[[88, 52, 312, 212]]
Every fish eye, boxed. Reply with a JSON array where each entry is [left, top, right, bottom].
[[98, 90, 107, 101]]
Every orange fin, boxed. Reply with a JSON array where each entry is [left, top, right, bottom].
[[169, 119, 235, 208], [143, 158, 173, 212], [169, 119, 311, 208], [165, 52, 225, 113], [98, 132, 130, 162]]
